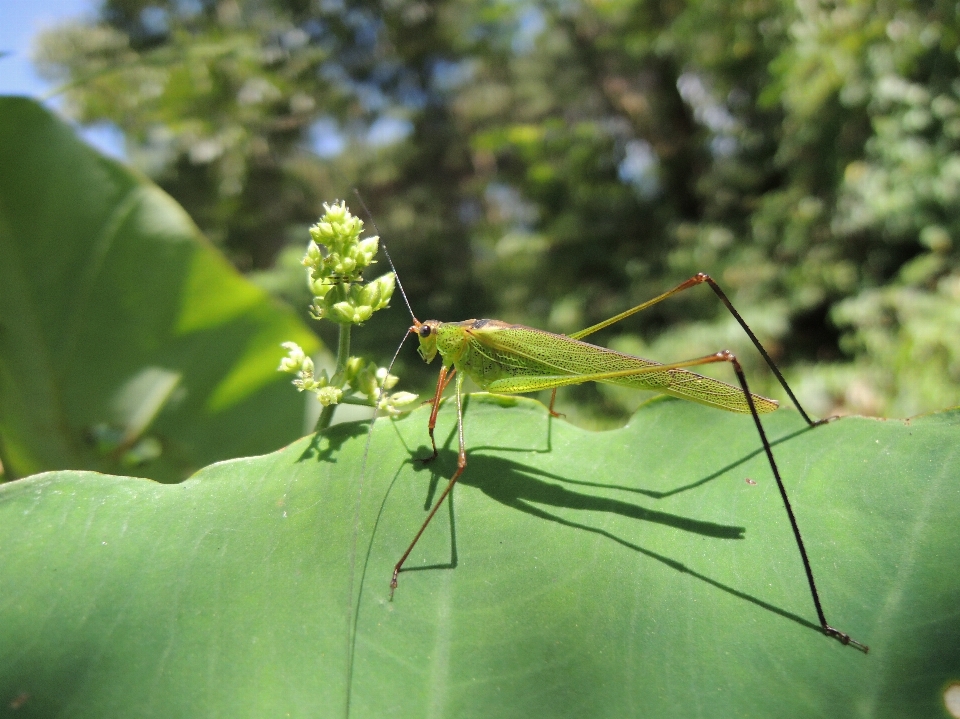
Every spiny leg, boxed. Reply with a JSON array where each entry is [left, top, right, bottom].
[[487, 351, 867, 650], [419, 365, 454, 463], [538, 275, 858, 642], [439, 367, 456, 393], [698, 276, 824, 427], [650, 350, 866, 651], [721, 351, 867, 651], [392, 372, 467, 594]]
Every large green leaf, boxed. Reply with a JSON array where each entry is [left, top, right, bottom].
[[0, 97, 320, 481], [1, 396, 957, 717]]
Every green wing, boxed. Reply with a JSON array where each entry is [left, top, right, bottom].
[[464, 324, 778, 414]]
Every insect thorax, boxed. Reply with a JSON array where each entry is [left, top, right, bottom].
[[435, 321, 472, 364], [442, 322, 559, 390]]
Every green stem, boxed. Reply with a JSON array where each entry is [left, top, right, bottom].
[[314, 323, 352, 432], [339, 396, 376, 407]]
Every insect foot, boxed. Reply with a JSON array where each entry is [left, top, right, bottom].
[[825, 625, 869, 654]]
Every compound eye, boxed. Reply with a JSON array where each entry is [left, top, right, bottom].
[[419, 325, 432, 338]]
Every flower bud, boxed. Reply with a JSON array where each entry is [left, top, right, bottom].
[[376, 366, 399, 390], [345, 356, 364, 382], [303, 240, 322, 267], [352, 362, 377, 397], [293, 374, 313, 391], [357, 236, 379, 264], [313, 221, 334, 240], [278, 342, 306, 373], [316, 386, 343, 406], [283, 201, 410, 422], [380, 391, 419, 415], [345, 215, 361, 235], [330, 301, 355, 323], [309, 301, 327, 320], [371, 272, 395, 310], [309, 276, 332, 298], [324, 201, 347, 223], [358, 279, 382, 309]]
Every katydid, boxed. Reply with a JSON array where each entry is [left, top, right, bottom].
[[378, 249, 867, 652]]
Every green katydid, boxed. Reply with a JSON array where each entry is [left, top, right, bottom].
[[375, 247, 867, 653]]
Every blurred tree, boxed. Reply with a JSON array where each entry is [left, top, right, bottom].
[[769, 0, 960, 416], [34, 0, 960, 421], [35, 0, 493, 390]]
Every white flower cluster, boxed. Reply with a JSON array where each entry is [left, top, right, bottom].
[[302, 201, 396, 324], [278, 342, 417, 414]]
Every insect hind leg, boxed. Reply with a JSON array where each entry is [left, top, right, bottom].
[[717, 350, 867, 652], [568, 273, 825, 427]]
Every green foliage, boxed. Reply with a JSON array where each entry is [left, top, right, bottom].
[[34, 0, 341, 270], [0, 98, 320, 481], [771, 0, 960, 416], [1, 396, 957, 717], [32, 0, 960, 419]]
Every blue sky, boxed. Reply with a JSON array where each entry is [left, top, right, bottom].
[[0, 1, 419, 161], [0, 0, 126, 157], [1, 0, 95, 96]]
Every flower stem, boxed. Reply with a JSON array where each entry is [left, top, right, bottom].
[[314, 322, 352, 432]]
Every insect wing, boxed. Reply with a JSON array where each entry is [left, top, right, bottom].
[[471, 325, 777, 413]]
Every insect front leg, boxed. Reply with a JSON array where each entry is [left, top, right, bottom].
[[392, 372, 467, 594], [419, 365, 454, 464]]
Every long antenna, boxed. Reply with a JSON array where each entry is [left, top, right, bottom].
[[343, 190, 419, 718], [352, 189, 418, 323]]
